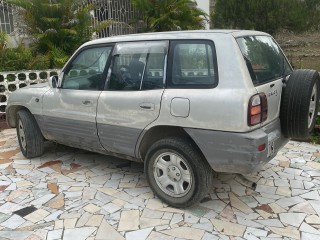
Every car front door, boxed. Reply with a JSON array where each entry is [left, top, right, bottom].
[[97, 41, 168, 157], [42, 45, 113, 151]]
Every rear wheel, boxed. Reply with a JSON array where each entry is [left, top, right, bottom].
[[16, 110, 44, 158], [280, 69, 320, 140], [145, 137, 212, 208]]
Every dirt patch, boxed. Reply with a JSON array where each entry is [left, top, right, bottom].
[[0, 113, 9, 130], [275, 31, 320, 71]]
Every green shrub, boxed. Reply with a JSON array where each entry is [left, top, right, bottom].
[[0, 45, 32, 71], [0, 45, 52, 71], [29, 54, 51, 70], [310, 116, 320, 144], [0, 32, 7, 50]]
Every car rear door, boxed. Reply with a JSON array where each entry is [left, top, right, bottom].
[[96, 41, 168, 157], [236, 36, 292, 126]]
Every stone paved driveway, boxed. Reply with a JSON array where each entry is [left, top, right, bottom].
[[1, 129, 320, 240]]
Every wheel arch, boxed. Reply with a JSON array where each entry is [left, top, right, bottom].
[[16, 108, 44, 158], [6, 105, 31, 128], [137, 125, 205, 162]]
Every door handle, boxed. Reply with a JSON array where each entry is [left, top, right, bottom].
[[139, 103, 155, 110], [82, 100, 93, 106]]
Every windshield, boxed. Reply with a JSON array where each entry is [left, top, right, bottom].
[[236, 36, 292, 86]]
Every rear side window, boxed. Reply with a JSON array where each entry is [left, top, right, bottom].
[[236, 36, 292, 86], [106, 41, 168, 91], [168, 40, 218, 88]]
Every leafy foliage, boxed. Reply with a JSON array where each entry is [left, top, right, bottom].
[[132, 0, 207, 32], [0, 32, 7, 50], [7, 0, 88, 65], [311, 116, 320, 144], [7, 0, 112, 68], [0, 45, 50, 71], [212, 0, 320, 34], [304, 0, 320, 30]]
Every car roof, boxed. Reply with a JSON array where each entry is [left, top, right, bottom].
[[82, 30, 270, 47]]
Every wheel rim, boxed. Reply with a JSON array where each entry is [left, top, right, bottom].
[[153, 152, 193, 197], [18, 119, 26, 150], [308, 83, 317, 128]]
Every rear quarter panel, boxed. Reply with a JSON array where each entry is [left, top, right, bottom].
[[148, 34, 258, 132]]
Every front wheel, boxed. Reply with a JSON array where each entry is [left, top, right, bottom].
[[16, 110, 44, 158], [145, 137, 212, 208]]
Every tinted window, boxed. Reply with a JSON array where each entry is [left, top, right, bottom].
[[169, 41, 218, 88], [62, 46, 112, 90], [236, 36, 292, 85], [107, 41, 168, 91]]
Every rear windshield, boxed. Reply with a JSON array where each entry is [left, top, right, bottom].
[[236, 36, 292, 86]]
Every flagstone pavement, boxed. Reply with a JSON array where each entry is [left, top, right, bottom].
[[1, 128, 320, 240]]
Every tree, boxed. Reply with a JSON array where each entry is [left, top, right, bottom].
[[7, 0, 112, 67], [132, 0, 207, 32], [305, 0, 320, 30], [211, 0, 317, 34]]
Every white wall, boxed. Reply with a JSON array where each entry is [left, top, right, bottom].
[[196, 0, 210, 29]]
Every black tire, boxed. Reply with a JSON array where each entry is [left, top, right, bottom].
[[145, 137, 212, 208], [16, 110, 44, 158], [280, 69, 320, 140]]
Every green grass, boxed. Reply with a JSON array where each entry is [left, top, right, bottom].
[[310, 116, 320, 144]]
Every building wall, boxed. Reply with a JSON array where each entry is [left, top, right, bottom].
[[195, 0, 210, 29], [0, 0, 16, 47], [209, 0, 216, 29], [1, 0, 214, 45], [0, 0, 13, 34], [89, 0, 138, 38], [0, 0, 138, 46], [0, 0, 31, 48]]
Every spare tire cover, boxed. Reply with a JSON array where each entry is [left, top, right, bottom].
[[280, 69, 320, 140]]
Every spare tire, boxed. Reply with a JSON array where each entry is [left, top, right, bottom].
[[280, 69, 320, 140]]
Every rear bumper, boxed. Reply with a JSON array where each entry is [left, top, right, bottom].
[[184, 119, 289, 174]]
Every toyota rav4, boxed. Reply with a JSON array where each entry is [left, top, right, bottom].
[[6, 30, 320, 207]]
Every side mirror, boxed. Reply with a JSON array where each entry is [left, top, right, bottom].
[[48, 76, 58, 88]]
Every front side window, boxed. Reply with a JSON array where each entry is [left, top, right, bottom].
[[168, 40, 218, 88], [62, 46, 112, 90], [236, 36, 292, 86], [107, 41, 168, 91]]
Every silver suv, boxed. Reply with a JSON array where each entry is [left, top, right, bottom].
[[6, 30, 320, 207]]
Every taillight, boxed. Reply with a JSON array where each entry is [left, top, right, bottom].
[[248, 93, 268, 126]]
